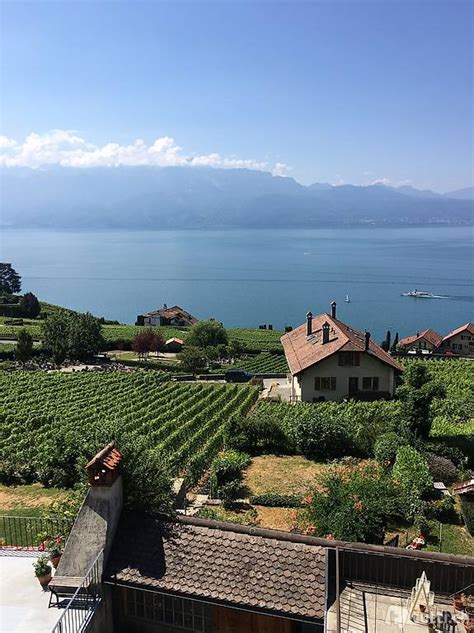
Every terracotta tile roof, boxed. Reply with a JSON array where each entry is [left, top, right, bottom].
[[281, 313, 402, 375], [86, 442, 122, 472], [442, 322, 474, 342], [399, 328, 443, 348], [143, 305, 198, 324], [105, 514, 326, 622]]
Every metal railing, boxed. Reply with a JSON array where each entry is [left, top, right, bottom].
[[51, 549, 104, 633], [0, 515, 71, 550]]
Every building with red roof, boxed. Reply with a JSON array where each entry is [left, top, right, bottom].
[[439, 322, 474, 357], [398, 328, 443, 353], [281, 302, 402, 402]]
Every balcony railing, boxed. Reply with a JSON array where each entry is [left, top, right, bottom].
[[0, 515, 72, 550], [51, 549, 104, 633]]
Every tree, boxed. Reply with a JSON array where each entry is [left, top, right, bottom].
[[15, 328, 33, 363], [186, 320, 228, 348], [0, 263, 21, 294], [392, 446, 433, 512], [177, 346, 208, 373], [391, 332, 399, 352], [68, 312, 104, 360], [19, 292, 41, 319], [41, 311, 69, 365], [149, 330, 165, 355], [382, 330, 391, 352], [303, 462, 398, 543], [132, 329, 163, 359], [396, 363, 445, 438]]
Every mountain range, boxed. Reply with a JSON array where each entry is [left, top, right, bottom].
[[1, 167, 472, 229]]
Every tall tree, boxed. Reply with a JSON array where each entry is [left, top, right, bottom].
[[396, 364, 445, 439], [0, 263, 21, 294], [41, 311, 69, 365], [186, 320, 228, 348], [391, 332, 399, 351], [19, 292, 41, 319], [68, 312, 104, 360], [15, 328, 33, 363], [177, 346, 208, 373]]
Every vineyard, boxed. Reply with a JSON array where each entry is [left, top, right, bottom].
[[0, 372, 258, 487], [232, 352, 288, 373]]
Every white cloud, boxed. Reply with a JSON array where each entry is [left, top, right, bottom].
[[0, 129, 289, 176]]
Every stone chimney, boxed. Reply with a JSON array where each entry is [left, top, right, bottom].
[[306, 311, 313, 336], [322, 321, 330, 345], [331, 301, 337, 319], [365, 331, 371, 351]]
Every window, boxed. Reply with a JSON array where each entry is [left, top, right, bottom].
[[338, 352, 360, 366], [125, 588, 211, 632], [362, 377, 379, 391], [315, 377, 336, 391]]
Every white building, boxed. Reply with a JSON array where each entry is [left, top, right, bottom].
[[281, 303, 402, 402]]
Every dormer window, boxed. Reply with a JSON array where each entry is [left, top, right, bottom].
[[338, 352, 360, 366]]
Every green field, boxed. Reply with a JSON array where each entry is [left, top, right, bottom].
[[0, 315, 285, 354], [0, 371, 258, 487]]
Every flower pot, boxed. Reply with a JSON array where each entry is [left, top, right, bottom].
[[51, 555, 61, 569], [37, 573, 52, 587]]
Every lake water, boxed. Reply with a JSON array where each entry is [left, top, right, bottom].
[[1, 227, 473, 341]]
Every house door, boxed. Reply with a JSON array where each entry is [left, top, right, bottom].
[[348, 377, 359, 396]]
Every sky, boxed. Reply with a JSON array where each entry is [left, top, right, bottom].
[[0, 0, 472, 192]]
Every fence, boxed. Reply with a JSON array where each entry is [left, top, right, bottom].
[[51, 549, 104, 633], [0, 515, 72, 550]]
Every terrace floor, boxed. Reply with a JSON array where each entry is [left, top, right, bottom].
[[326, 583, 463, 633], [0, 551, 61, 633]]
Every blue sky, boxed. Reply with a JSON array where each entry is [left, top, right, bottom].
[[1, 0, 472, 191]]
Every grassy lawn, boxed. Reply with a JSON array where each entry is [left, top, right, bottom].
[[242, 454, 327, 497], [0, 483, 67, 518], [385, 518, 474, 556]]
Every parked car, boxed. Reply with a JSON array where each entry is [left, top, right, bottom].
[[224, 369, 254, 383]]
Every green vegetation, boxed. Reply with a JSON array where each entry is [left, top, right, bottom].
[[0, 372, 258, 493], [210, 449, 251, 505], [187, 319, 228, 348], [42, 311, 104, 363], [227, 352, 287, 374]]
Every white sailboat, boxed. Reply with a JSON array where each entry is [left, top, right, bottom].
[[344, 294, 350, 303]]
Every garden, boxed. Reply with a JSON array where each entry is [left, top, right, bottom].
[[197, 359, 474, 555]]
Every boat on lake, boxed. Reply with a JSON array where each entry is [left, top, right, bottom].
[[344, 294, 350, 303], [402, 289, 435, 298]]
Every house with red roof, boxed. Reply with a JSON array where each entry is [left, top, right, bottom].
[[136, 304, 198, 327], [398, 328, 443, 353], [281, 302, 402, 402], [439, 322, 474, 357]]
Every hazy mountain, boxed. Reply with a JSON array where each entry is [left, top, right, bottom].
[[444, 186, 474, 200], [396, 185, 440, 198], [0, 166, 472, 228]]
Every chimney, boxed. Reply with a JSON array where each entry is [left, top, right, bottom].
[[306, 311, 313, 336], [331, 301, 337, 319], [365, 331, 371, 351], [322, 321, 330, 345], [416, 331, 420, 337]]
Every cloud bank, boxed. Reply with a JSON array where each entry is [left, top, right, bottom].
[[0, 130, 289, 177]]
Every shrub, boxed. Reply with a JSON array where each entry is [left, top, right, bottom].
[[210, 450, 250, 505], [425, 453, 458, 484], [374, 432, 409, 466], [225, 415, 289, 454], [392, 446, 433, 500], [291, 414, 352, 460], [302, 462, 399, 543], [461, 498, 474, 535], [413, 514, 431, 537], [196, 505, 259, 526], [250, 492, 302, 507], [426, 496, 456, 522], [423, 441, 467, 468]]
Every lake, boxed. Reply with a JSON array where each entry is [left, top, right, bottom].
[[1, 227, 473, 341]]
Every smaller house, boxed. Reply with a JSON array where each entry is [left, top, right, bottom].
[[164, 337, 184, 353], [398, 328, 442, 353], [136, 304, 198, 327], [439, 323, 474, 357]]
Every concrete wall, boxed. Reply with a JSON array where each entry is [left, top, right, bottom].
[[298, 353, 395, 402], [56, 477, 123, 578]]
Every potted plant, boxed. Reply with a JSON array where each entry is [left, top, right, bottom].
[[48, 537, 64, 569], [33, 555, 52, 587]]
